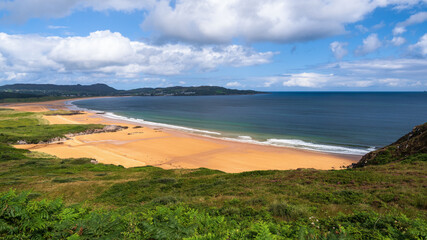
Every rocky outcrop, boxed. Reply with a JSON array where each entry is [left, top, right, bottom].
[[65, 125, 128, 137], [44, 110, 84, 116], [353, 122, 427, 167]]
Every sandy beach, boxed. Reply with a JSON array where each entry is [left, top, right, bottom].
[[4, 98, 359, 173]]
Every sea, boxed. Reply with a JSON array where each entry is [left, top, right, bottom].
[[72, 92, 427, 156]]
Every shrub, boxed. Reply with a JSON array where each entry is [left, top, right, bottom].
[[269, 202, 310, 220], [152, 196, 179, 205]]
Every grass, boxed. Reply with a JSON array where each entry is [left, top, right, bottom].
[[0, 108, 426, 239], [0, 108, 103, 143]]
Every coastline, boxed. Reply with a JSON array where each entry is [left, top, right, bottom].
[[3, 98, 360, 173]]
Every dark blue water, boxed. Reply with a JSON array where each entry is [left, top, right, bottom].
[[73, 92, 427, 155]]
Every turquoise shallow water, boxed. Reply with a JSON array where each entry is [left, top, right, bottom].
[[73, 92, 427, 155]]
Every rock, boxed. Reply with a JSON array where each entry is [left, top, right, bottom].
[[65, 125, 128, 137], [90, 160, 98, 164], [102, 125, 128, 132]]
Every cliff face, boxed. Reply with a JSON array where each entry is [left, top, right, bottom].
[[354, 122, 427, 167]]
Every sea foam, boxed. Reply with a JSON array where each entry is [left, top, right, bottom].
[[103, 112, 222, 136]]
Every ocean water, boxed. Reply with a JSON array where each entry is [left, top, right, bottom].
[[72, 92, 427, 155]]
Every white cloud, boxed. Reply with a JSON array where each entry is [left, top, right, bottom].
[[0, 0, 156, 22], [1, 0, 426, 43], [391, 36, 406, 46], [393, 27, 406, 35], [225, 81, 242, 87], [409, 33, 427, 56], [355, 33, 382, 56], [0, 31, 274, 82], [355, 25, 369, 33], [261, 57, 427, 89], [330, 41, 348, 60], [389, 0, 427, 10], [372, 21, 385, 30], [262, 78, 278, 87], [323, 58, 427, 86], [282, 73, 335, 88], [4, 72, 27, 81], [47, 25, 68, 29], [393, 11, 427, 35], [141, 0, 427, 43]]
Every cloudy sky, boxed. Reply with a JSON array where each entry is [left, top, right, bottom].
[[0, 0, 426, 91]]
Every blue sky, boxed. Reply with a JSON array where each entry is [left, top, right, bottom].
[[0, 0, 426, 91]]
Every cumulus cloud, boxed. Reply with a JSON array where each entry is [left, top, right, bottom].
[[0, 0, 156, 22], [47, 25, 67, 29], [409, 33, 427, 56], [257, 57, 427, 89], [141, 0, 427, 43], [1, 0, 426, 43], [261, 73, 369, 88], [4, 72, 27, 81], [393, 11, 427, 35], [225, 81, 242, 87], [329, 41, 348, 60], [282, 73, 335, 88], [355, 25, 369, 33], [323, 58, 427, 86], [0, 30, 274, 82], [355, 33, 382, 56], [391, 36, 406, 46]]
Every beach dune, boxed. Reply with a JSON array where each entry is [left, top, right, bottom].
[[7, 99, 358, 173]]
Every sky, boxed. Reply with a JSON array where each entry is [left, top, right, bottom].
[[0, 0, 426, 91]]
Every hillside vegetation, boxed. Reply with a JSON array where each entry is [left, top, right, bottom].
[[0, 84, 262, 103], [355, 122, 427, 167], [0, 109, 426, 239]]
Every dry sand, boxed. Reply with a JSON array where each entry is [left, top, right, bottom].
[[4, 98, 360, 173]]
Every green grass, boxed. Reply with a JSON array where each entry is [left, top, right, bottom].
[[0, 109, 426, 239], [0, 109, 103, 144]]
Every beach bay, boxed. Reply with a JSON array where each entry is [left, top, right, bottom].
[[7, 99, 358, 172]]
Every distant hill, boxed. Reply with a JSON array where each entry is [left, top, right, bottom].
[[0, 83, 118, 96], [123, 86, 261, 96], [354, 122, 427, 167], [0, 84, 262, 99]]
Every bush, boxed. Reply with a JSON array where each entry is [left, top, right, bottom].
[[152, 196, 179, 205], [0, 144, 28, 161], [268, 202, 310, 220], [52, 177, 88, 183], [1, 190, 426, 239]]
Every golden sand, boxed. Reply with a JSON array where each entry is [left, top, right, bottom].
[[4, 98, 359, 173]]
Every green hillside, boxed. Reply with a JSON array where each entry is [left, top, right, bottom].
[[0, 108, 426, 239], [354, 122, 427, 167], [123, 86, 261, 96], [0, 84, 262, 103], [0, 83, 118, 96]]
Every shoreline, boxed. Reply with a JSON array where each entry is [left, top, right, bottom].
[[3, 98, 360, 173], [70, 97, 372, 156]]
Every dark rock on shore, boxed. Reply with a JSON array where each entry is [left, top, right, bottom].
[[65, 125, 128, 137]]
